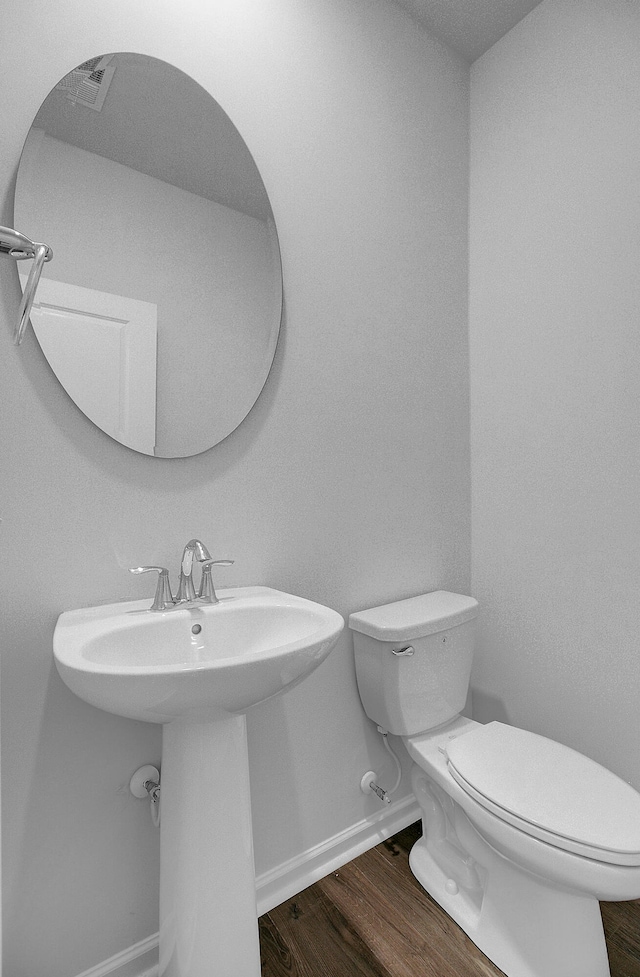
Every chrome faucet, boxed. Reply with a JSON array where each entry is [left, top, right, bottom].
[[175, 538, 212, 603], [130, 539, 234, 611]]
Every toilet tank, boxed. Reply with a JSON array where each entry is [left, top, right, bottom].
[[349, 591, 479, 736]]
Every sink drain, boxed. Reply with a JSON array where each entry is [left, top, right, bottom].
[[191, 624, 202, 635]]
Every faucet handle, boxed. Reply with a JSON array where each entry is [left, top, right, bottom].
[[130, 566, 176, 611], [198, 560, 234, 604]]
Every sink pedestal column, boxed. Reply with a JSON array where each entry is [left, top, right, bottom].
[[159, 715, 261, 977]]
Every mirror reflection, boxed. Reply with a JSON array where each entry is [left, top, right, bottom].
[[15, 53, 282, 457]]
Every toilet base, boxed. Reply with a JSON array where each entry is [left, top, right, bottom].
[[409, 832, 610, 977], [406, 750, 616, 977]]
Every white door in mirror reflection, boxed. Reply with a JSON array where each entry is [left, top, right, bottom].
[[21, 275, 157, 454]]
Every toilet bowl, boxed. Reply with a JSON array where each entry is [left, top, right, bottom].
[[349, 592, 640, 977]]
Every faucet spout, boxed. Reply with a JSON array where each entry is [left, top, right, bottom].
[[175, 538, 212, 603]]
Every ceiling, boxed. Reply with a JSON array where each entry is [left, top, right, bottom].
[[392, 0, 545, 62], [28, 3, 545, 214]]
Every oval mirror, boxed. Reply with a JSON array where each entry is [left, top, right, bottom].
[[15, 53, 282, 457]]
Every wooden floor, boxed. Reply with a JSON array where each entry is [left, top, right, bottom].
[[259, 822, 640, 977]]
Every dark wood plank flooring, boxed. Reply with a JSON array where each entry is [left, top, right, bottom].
[[260, 822, 640, 977]]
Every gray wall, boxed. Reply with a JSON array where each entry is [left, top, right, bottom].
[[470, 0, 640, 784], [0, 1, 470, 973]]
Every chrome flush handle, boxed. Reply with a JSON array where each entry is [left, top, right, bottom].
[[130, 566, 176, 611], [391, 645, 415, 657]]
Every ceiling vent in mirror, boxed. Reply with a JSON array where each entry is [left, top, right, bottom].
[[55, 55, 115, 112]]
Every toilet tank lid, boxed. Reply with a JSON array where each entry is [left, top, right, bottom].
[[348, 591, 478, 641]]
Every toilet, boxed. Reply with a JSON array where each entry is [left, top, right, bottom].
[[349, 591, 640, 977]]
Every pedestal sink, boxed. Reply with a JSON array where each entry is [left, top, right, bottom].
[[53, 586, 344, 977]]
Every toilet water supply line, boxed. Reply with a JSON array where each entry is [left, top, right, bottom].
[[0, 225, 53, 345], [361, 727, 403, 805]]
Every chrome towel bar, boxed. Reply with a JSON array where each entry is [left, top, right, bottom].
[[0, 225, 53, 345]]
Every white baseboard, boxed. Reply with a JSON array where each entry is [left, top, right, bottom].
[[77, 794, 421, 977], [73, 934, 159, 977], [256, 792, 421, 915]]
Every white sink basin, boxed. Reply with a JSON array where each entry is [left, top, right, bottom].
[[54, 586, 344, 723]]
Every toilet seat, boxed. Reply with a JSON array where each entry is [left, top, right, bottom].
[[444, 722, 640, 866]]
